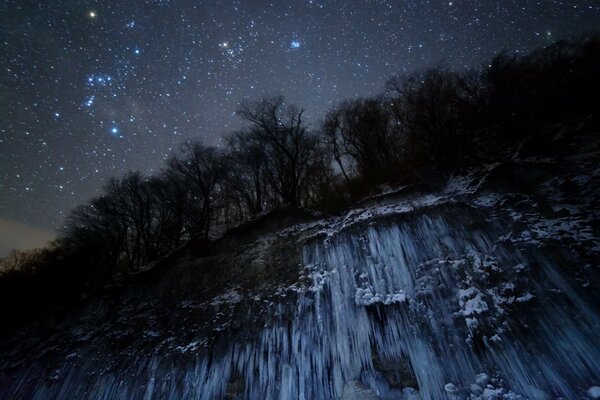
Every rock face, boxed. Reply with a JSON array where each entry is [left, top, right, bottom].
[[1, 132, 600, 399]]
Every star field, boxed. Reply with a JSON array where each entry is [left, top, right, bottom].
[[1, 0, 599, 232]]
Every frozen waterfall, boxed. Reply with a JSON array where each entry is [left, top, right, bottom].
[[2, 208, 599, 399]]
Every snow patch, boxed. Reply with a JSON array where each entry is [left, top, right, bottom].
[[589, 386, 600, 399], [210, 289, 242, 306]]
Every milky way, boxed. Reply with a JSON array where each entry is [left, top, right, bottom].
[[1, 0, 599, 232]]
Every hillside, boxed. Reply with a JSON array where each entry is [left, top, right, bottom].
[[1, 122, 599, 399]]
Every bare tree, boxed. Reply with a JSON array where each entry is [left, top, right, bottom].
[[322, 107, 352, 184], [0, 248, 45, 276], [168, 142, 229, 239], [61, 190, 128, 278], [148, 173, 187, 250], [224, 131, 273, 218], [236, 96, 326, 207], [322, 98, 401, 182], [387, 69, 465, 167]]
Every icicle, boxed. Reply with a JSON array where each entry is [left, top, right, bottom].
[[2, 210, 600, 399]]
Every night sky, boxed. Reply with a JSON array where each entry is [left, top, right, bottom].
[[1, 0, 599, 253]]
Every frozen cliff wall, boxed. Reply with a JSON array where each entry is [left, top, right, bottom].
[[298, 208, 600, 399]]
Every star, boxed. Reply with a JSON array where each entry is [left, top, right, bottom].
[[84, 96, 95, 107], [1, 0, 598, 235]]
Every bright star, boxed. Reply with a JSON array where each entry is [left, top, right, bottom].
[[290, 40, 301, 49], [84, 95, 95, 107], [111, 127, 119, 135], [88, 10, 96, 18]]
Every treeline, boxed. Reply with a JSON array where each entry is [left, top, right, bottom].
[[1, 36, 599, 327]]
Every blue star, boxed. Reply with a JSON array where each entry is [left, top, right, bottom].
[[290, 40, 301, 49], [84, 95, 95, 107], [111, 127, 119, 135]]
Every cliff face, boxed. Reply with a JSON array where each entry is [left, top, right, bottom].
[[1, 129, 600, 399]]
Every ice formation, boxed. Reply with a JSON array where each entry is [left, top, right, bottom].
[[4, 147, 600, 399], [3, 204, 599, 399]]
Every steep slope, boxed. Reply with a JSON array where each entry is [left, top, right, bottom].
[[1, 127, 599, 399]]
